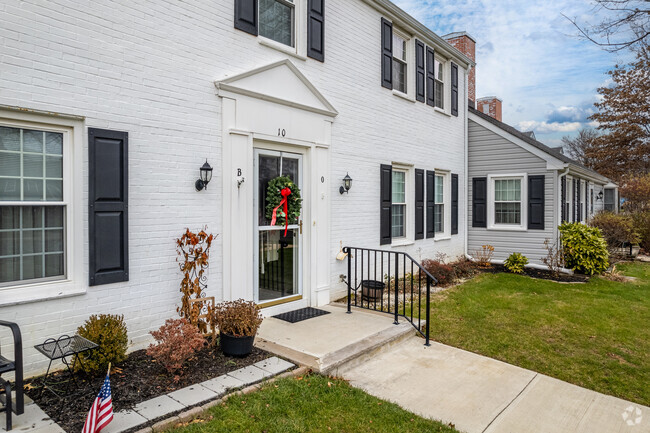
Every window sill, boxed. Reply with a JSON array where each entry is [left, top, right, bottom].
[[391, 239, 414, 247], [392, 90, 416, 103], [487, 225, 528, 232], [259, 37, 307, 61], [434, 235, 452, 241], [0, 280, 85, 306], [434, 107, 451, 117]]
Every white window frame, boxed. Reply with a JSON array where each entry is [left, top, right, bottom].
[[487, 173, 528, 231], [389, 163, 415, 246], [391, 28, 412, 98], [391, 168, 407, 240], [433, 170, 451, 239], [434, 57, 445, 111], [258, 0, 308, 60], [566, 176, 573, 223], [0, 108, 84, 306]]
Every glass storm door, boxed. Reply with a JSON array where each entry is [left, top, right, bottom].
[[254, 149, 303, 304]]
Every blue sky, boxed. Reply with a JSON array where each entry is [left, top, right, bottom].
[[392, 0, 634, 147]]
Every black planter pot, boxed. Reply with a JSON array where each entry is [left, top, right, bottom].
[[220, 333, 255, 357]]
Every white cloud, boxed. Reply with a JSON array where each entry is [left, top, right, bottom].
[[517, 120, 583, 133]]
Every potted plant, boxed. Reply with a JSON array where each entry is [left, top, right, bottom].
[[212, 299, 263, 357]]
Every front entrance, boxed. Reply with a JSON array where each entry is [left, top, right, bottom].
[[254, 148, 303, 307]]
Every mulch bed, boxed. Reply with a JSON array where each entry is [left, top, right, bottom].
[[479, 264, 590, 283], [25, 340, 270, 433]]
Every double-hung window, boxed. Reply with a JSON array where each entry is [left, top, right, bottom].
[[434, 175, 444, 233], [434, 59, 444, 109], [392, 32, 408, 94], [259, 0, 295, 47], [391, 170, 406, 238], [494, 178, 522, 225], [0, 125, 65, 286]]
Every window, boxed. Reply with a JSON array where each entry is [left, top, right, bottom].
[[604, 188, 616, 212], [565, 177, 573, 222], [434, 175, 444, 233], [494, 178, 521, 225], [392, 33, 407, 93], [0, 126, 65, 286], [391, 170, 406, 238], [434, 59, 444, 109], [259, 0, 295, 47]]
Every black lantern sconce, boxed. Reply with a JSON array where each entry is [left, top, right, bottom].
[[596, 191, 604, 201], [195, 160, 213, 191], [339, 173, 353, 194]]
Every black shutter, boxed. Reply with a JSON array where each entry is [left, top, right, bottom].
[[89, 128, 129, 286], [560, 176, 567, 222], [415, 40, 425, 103], [528, 175, 545, 230], [380, 164, 392, 245], [234, 0, 258, 36], [426, 170, 435, 238], [425, 47, 435, 106], [415, 169, 424, 239], [307, 0, 325, 62], [451, 173, 459, 234], [451, 63, 459, 117], [472, 177, 487, 228], [381, 18, 393, 89]]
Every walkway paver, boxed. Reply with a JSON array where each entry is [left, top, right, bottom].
[[0, 395, 64, 433], [341, 336, 650, 433]]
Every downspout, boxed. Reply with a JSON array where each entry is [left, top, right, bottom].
[[463, 64, 471, 260]]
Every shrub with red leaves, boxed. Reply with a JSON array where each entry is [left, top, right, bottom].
[[147, 318, 206, 374], [421, 259, 456, 287]]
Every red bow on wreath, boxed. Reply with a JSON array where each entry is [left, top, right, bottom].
[[271, 187, 292, 236]]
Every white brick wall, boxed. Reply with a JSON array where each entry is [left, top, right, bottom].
[[0, 0, 467, 375]]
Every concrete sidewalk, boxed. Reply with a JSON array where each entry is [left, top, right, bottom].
[[340, 336, 650, 433]]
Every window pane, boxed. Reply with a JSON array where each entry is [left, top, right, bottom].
[[0, 152, 20, 176], [391, 204, 405, 238], [0, 126, 20, 151], [23, 130, 44, 153], [393, 34, 406, 61], [392, 171, 405, 203], [435, 175, 444, 203], [46, 180, 63, 201], [434, 59, 443, 81], [46, 156, 63, 178], [495, 202, 521, 224], [434, 204, 444, 233], [435, 81, 444, 109], [23, 154, 44, 178], [0, 205, 65, 285], [0, 178, 20, 201], [259, 0, 294, 47], [46, 132, 63, 155], [393, 59, 407, 93], [23, 179, 43, 200]]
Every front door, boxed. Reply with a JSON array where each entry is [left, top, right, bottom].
[[254, 148, 303, 306]]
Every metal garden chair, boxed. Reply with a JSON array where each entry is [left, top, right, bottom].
[[0, 320, 24, 431]]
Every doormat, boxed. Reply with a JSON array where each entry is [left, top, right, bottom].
[[273, 307, 331, 323]]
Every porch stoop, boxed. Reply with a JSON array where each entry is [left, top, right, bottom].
[[254, 304, 421, 374]]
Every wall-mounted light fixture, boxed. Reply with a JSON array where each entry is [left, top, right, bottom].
[[596, 191, 604, 201], [339, 173, 353, 195], [195, 160, 213, 191]]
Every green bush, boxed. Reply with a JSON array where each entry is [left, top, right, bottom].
[[590, 212, 639, 249], [76, 314, 128, 375], [559, 223, 609, 275], [504, 252, 528, 274], [631, 211, 650, 253]]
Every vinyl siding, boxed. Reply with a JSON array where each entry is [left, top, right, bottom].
[[468, 119, 557, 264]]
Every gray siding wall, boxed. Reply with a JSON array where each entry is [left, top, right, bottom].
[[468, 119, 557, 264]]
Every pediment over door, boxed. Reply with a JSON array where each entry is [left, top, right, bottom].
[[215, 59, 338, 118]]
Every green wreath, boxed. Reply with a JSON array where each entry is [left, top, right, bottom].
[[265, 176, 302, 226]]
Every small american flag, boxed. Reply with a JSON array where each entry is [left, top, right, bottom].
[[82, 371, 114, 433]]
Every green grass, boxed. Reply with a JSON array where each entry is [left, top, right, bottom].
[[170, 375, 458, 433], [426, 262, 650, 406]]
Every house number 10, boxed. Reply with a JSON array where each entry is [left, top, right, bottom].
[[278, 128, 286, 137]]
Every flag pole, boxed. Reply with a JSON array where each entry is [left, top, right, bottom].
[[107, 362, 111, 376]]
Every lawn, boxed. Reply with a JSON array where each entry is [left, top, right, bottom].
[[170, 374, 459, 433], [427, 261, 650, 407]]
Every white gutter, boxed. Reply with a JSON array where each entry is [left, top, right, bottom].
[[463, 65, 471, 259]]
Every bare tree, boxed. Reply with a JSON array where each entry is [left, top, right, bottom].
[[561, 128, 600, 167], [563, 0, 649, 52]]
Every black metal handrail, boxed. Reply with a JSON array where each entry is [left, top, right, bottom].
[[343, 246, 437, 346]]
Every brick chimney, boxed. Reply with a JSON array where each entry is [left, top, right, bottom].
[[477, 96, 502, 122], [443, 31, 476, 106]]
